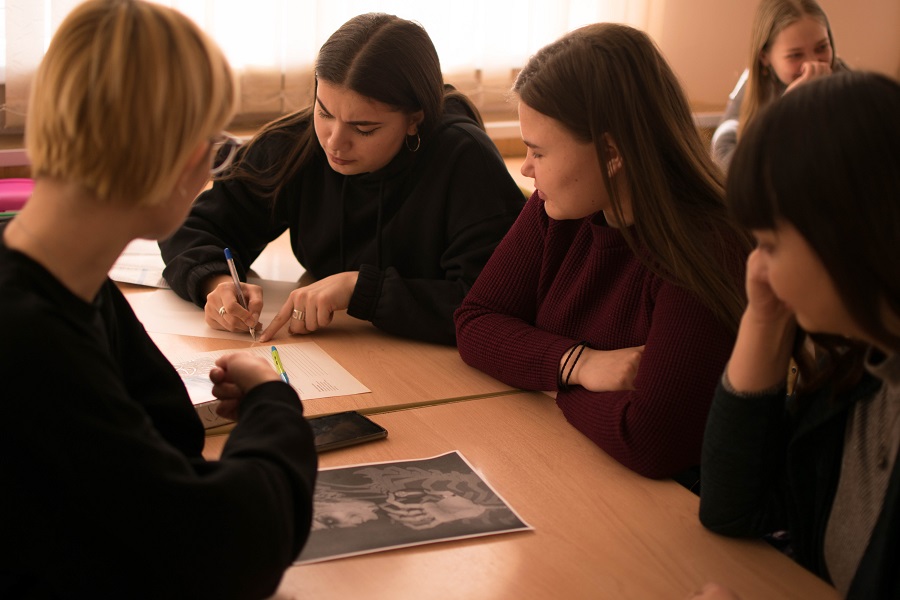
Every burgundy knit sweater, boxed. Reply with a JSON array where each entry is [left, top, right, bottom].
[[455, 194, 742, 478]]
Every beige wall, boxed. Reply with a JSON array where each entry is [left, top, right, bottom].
[[649, 0, 900, 112]]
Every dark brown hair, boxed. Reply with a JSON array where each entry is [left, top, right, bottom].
[[514, 22, 751, 332], [729, 71, 900, 391], [225, 13, 482, 200]]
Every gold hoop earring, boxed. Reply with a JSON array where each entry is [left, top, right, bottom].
[[406, 132, 421, 153]]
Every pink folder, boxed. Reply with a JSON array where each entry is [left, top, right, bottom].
[[0, 178, 34, 211]]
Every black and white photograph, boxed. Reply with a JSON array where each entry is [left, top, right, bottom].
[[296, 451, 531, 564]]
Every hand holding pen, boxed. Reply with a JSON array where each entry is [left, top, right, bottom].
[[204, 248, 263, 340], [224, 248, 258, 341]]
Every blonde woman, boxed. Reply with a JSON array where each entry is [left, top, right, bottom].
[[0, 1, 316, 596], [711, 0, 848, 170]]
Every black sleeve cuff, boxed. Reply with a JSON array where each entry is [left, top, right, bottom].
[[238, 380, 304, 417], [347, 264, 384, 322]]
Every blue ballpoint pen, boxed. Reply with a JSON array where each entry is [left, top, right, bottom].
[[224, 247, 257, 341], [271, 346, 290, 384]]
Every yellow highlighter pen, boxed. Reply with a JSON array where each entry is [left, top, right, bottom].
[[271, 345, 289, 384]]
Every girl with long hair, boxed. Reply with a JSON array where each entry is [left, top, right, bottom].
[[160, 13, 524, 345], [455, 23, 751, 480]]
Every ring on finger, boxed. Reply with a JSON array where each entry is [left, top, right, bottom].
[[218, 306, 226, 317], [292, 308, 305, 321]]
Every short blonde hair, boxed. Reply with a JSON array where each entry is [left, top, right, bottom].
[[26, 0, 236, 205]]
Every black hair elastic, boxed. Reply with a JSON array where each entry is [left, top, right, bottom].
[[559, 341, 589, 391]]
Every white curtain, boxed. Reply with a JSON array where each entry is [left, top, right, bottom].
[[0, 0, 650, 131]]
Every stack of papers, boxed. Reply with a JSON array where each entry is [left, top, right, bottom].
[[109, 239, 169, 288]]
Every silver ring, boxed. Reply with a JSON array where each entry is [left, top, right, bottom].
[[292, 309, 304, 321], [218, 306, 226, 317]]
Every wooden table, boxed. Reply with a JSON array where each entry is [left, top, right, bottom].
[[121, 284, 518, 418], [120, 247, 838, 598], [117, 230, 518, 417], [204, 392, 839, 600]]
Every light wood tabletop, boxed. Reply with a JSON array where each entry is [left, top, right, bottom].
[[118, 231, 517, 418], [121, 234, 837, 600], [121, 285, 518, 419], [204, 392, 839, 600]]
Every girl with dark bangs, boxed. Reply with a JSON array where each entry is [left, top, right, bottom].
[[699, 71, 900, 599]]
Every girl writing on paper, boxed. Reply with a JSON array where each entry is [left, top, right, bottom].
[[711, 0, 848, 170], [699, 72, 900, 599], [159, 13, 525, 345], [0, 1, 316, 596], [454, 24, 751, 481]]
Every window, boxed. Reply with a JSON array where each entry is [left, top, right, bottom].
[[0, 0, 649, 131]]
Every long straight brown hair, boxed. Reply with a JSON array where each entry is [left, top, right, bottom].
[[738, 0, 836, 138], [225, 13, 483, 201], [514, 23, 751, 332]]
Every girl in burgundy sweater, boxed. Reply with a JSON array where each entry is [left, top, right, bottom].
[[455, 23, 751, 480]]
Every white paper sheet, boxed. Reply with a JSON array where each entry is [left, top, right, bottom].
[[169, 341, 370, 428], [109, 239, 169, 288], [125, 278, 299, 341], [109, 232, 306, 288], [169, 342, 370, 405]]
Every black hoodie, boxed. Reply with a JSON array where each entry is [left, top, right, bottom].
[[160, 103, 524, 345]]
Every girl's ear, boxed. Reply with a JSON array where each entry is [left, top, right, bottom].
[[759, 49, 771, 68], [407, 110, 425, 135], [603, 133, 623, 177]]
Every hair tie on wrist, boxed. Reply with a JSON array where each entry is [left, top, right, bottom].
[[559, 341, 589, 391]]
